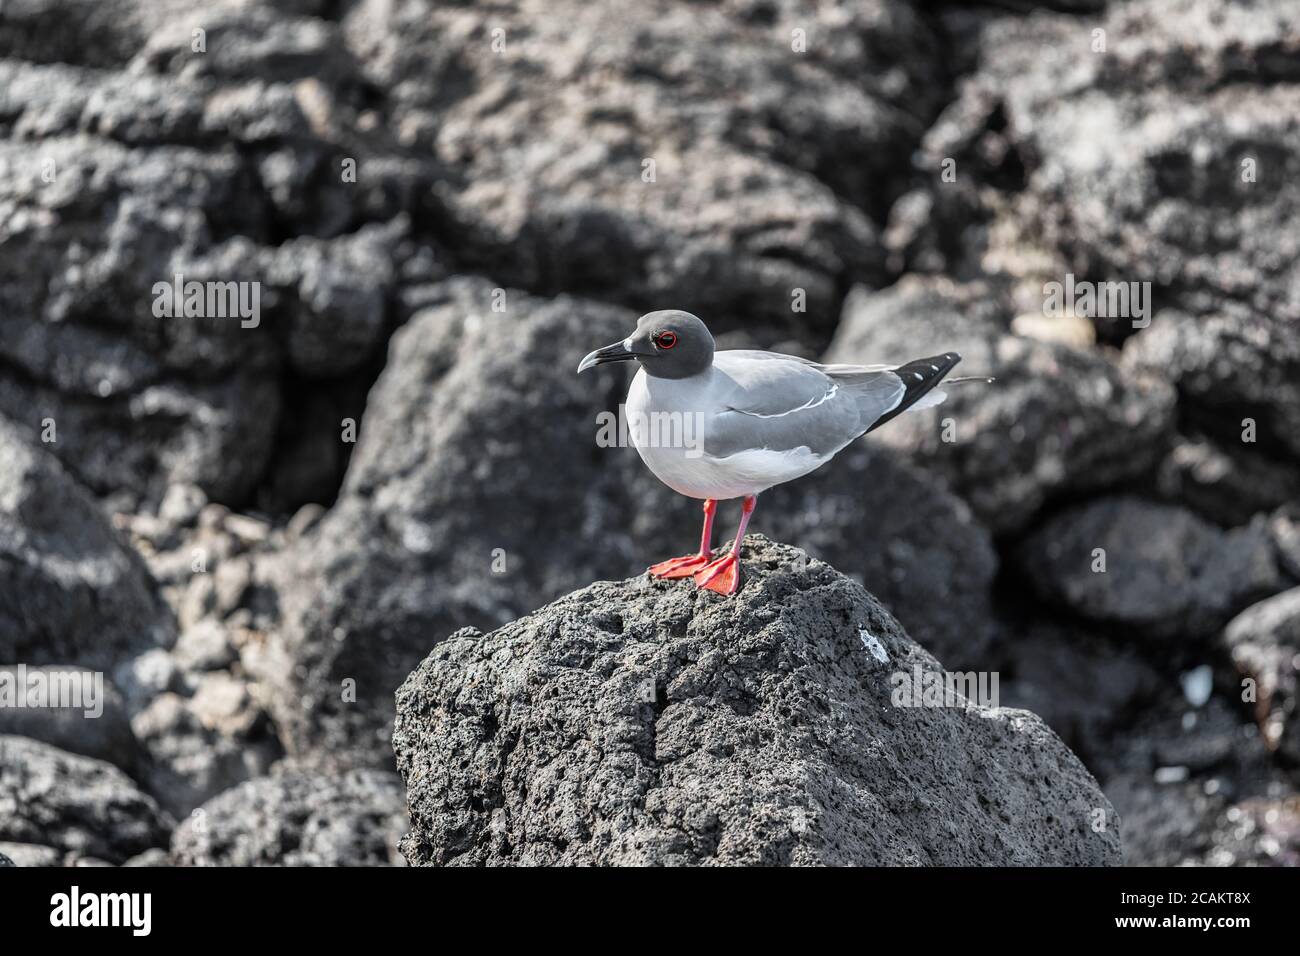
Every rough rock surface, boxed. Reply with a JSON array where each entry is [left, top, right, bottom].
[[1, 0, 1297, 870], [1224, 588, 1300, 763], [905, 0, 1300, 327], [824, 278, 1176, 533], [256, 278, 638, 761], [0, 416, 174, 668], [0, 735, 171, 865], [394, 537, 1120, 866], [1017, 497, 1281, 640], [341, 0, 951, 335], [261, 277, 1003, 761], [1125, 310, 1300, 463], [0, 0, 960, 515], [0, 3, 428, 512], [170, 769, 407, 866]]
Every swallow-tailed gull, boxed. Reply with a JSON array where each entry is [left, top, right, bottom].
[[578, 310, 988, 595]]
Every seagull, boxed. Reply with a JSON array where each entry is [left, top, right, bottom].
[[578, 310, 989, 595]]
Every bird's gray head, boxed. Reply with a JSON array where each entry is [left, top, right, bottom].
[[577, 310, 714, 380]]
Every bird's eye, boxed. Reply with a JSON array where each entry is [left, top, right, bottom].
[[654, 331, 677, 349]]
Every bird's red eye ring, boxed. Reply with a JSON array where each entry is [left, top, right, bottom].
[[654, 331, 677, 349]]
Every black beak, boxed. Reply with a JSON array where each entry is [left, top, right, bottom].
[[577, 339, 638, 373]]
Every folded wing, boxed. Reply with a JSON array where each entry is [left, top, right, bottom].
[[703, 351, 907, 460]]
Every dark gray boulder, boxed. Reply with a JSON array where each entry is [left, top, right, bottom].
[[0, 118, 279, 507], [1154, 431, 1300, 528], [1021, 0, 1300, 330], [0, 667, 139, 769], [0, 416, 174, 668], [0, 735, 171, 865], [1224, 588, 1300, 763], [1017, 497, 1282, 640], [999, 624, 1162, 765], [1124, 308, 1300, 463], [170, 769, 407, 866], [394, 536, 1120, 866], [825, 278, 1176, 532]]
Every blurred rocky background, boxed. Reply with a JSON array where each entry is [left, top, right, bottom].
[[1, 0, 1298, 865]]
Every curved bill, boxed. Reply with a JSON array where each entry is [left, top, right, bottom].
[[577, 339, 637, 373]]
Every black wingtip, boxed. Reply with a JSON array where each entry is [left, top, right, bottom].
[[865, 352, 962, 434]]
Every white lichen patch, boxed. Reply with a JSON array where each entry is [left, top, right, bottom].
[[859, 626, 889, 663]]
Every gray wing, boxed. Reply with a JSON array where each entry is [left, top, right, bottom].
[[703, 351, 905, 459]]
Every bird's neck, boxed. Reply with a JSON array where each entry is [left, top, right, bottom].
[[641, 364, 715, 404], [643, 361, 714, 384]]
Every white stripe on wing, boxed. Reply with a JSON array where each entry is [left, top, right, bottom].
[[726, 383, 839, 419]]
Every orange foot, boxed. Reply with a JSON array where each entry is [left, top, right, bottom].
[[693, 552, 740, 595], [648, 553, 713, 579]]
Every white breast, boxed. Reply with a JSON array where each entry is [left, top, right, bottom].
[[624, 368, 829, 500]]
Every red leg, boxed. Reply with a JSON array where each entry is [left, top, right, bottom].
[[694, 495, 756, 595], [648, 499, 717, 578]]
